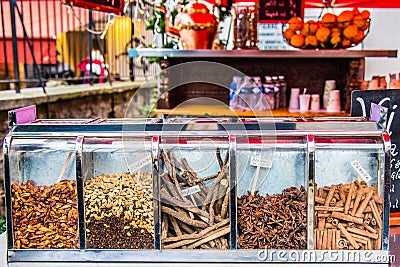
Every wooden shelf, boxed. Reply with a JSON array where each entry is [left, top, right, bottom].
[[152, 106, 349, 117], [129, 48, 398, 59]]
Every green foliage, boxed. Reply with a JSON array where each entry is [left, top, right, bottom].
[[139, 87, 159, 118], [0, 218, 6, 234]]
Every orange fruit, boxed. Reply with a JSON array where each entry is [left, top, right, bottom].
[[361, 10, 370, 19], [331, 31, 341, 38], [352, 30, 365, 44], [338, 10, 354, 28], [353, 15, 369, 30], [321, 13, 337, 28], [342, 38, 351, 48], [284, 28, 295, 41], [353, 7, 361, 16], [301, 20, 318, 36], [331, 27, 340, 34], [290, 34, 305, 48], [316, 26, 331, 43], [343, 24, 358, 40], [288, 17, 303, 32], [330, 35, 341, 46], [305, 35, 318, 47]]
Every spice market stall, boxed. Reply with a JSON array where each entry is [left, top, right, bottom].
[[2, 108, 391, 265]]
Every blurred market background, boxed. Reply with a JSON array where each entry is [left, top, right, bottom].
[[0, 0, 400, 234]]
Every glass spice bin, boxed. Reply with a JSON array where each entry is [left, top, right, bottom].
[[314, 136, 386, 251], [236, 135, 308, 250], [82, 137, 154, 249], [3, 113, 391, 264], [6, 138, 79, 250], [159, 136, 230, 249]]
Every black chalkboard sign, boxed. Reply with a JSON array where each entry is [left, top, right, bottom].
[[259, 0, 304, 23], [351, 89, 400, 212]]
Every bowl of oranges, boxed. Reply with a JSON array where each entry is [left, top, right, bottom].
[[283, 8, 370, 49]]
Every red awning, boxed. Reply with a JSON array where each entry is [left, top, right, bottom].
[[305, 0, 400, 8]]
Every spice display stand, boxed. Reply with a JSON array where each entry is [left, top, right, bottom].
[[3, 114, 392, 265]]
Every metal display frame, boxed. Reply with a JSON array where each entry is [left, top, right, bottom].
[[3, 117, 392, 264]]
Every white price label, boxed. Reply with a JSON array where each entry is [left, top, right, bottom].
[[128, 155, 152, 173], [250, 156, 272, 168], [351, 160, 372, 183], [181, 185, 201, 197]]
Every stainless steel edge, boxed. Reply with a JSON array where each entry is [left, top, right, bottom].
[[152, 136, 161, 250], [306, 135, 315, 250], [7, 130, 386, 139], [129, 48, 398, 59], [7, 249, 390, 263], [75, 136, 85, 249], [229, 135, 237, 250], [3, 135, 13, 251], [382, 132, 391, 251]]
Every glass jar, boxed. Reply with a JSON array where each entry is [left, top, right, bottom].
[[236, 135, 308, 249], [8, 138, 79, 249], [82, 137, 154, 249]]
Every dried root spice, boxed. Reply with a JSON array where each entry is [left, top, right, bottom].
[[11, 180, 79, 249], [314, 181, 383, 250], [160, 149, 230, 249], [237, 186, 307, 249], [84, 172, 154, 249]]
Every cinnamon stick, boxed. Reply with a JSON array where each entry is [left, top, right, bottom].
[[369, 200, 382, 229], [347, 227, 378, 239], [327, 229, 333, 250], [363, 223, 377, 234], [322, 230, 328, 250], [331, 229, 337, 250], [315, 206, 344, 212], [351, 188, 364, 216], [324, 185, 336, 207], [315, 196, 326, 205], [344, 183, 356, 215], [355, 189, 374, 217], [339, 185, 346, 202], [318, 217, 326, 231], [331, 211, 363, 225], [337, 223, 360, 250], [336, 230, 341, 250], [317, 230, 323, 250]]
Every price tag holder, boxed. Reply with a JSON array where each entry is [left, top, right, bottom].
[[250, 155, 273, 194], [128, 155, 152, 173], [351, 160, 372, 183], [182, 185, 201, 197]]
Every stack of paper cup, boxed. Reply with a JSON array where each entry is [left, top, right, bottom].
[[326, 90, 341, 112], [323, 80, 336, 109], [289, 88, 300, 110], [310, 94, 320, 111], [299, 94, 311, 112]]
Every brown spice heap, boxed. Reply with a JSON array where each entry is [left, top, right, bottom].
[[85, 172, 154, 249], [314, 181, 383, 250], [237, 186, 307, 249], [161, 149, 230, 249], [11, 180, 79, 249]]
